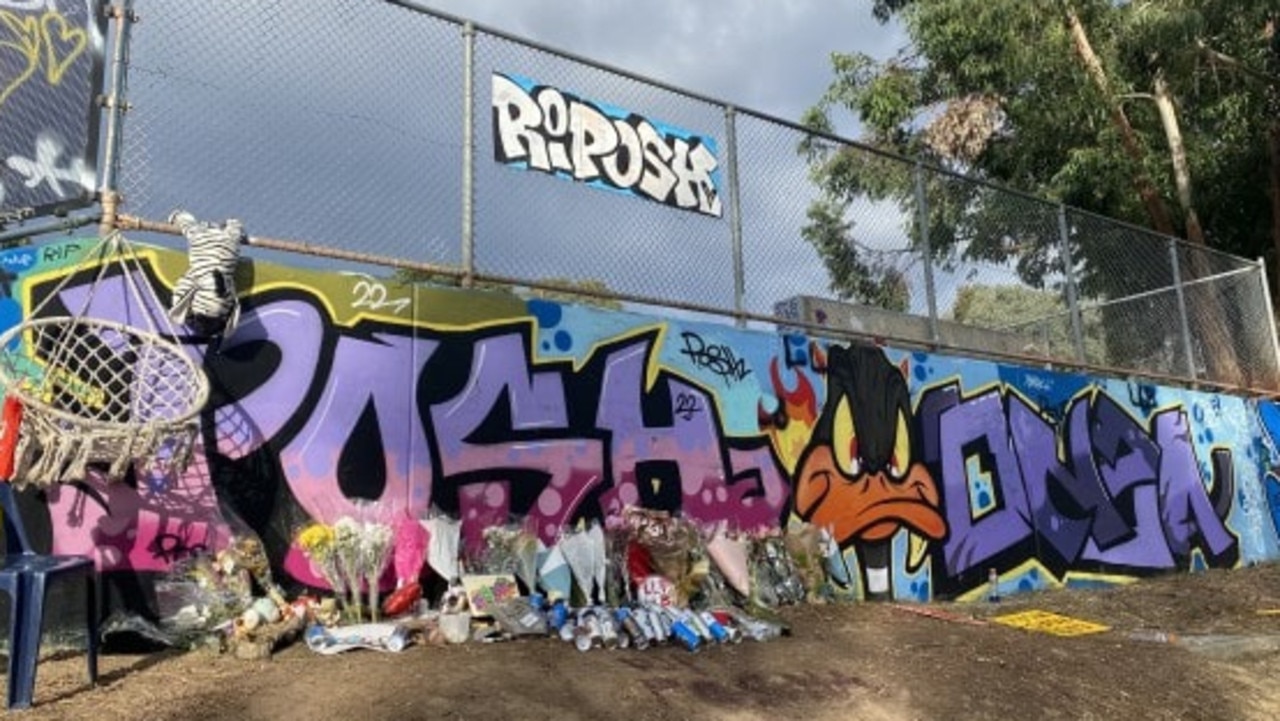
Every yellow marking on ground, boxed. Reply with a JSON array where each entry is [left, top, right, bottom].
[[991, 610, 1110, 637]]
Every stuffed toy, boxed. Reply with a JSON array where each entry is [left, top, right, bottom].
[[167, 209, 243, 348]]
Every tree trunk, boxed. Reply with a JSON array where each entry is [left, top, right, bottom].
[[1148, 71, 1245, 386], [1065, 9, 1177, 236], [1152, 72, 1205, 246]]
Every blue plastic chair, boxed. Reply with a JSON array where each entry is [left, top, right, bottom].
[[0, 482, 98, 710]]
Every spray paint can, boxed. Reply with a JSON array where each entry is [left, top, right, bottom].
[[557, 615, 577, 643], [615, 607, 649, 650], [987, 568, 1001, 603], [655, 607, 675, 640], [711, 610, 743, 644], [629, 607, 656, 644], [684, 609, 715, 643], [383, 625, 410, 653], [574, 609, 602, 652], [596, 607, 620, 649], [664, 608, 701, 652], [547, 599, 569, 631], [700, 611, 730, 644]]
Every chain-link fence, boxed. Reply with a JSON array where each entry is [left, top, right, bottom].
[[93, 0, 1280, 390]]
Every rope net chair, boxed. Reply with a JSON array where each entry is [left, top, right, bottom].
[[0, 232, 210, 488]]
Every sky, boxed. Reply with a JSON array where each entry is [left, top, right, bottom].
[[413, 0, 905, 135]]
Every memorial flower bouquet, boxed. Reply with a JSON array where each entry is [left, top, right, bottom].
[[333, 516, 365, 621], [360, 520, 394, 622], [297, 522, 348, 609]]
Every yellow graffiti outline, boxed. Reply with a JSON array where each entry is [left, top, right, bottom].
[[955, 558, 1137, 603], [0, 10, 41, 109], [0, 9, 88, 111], [39, 9, 87, 84]]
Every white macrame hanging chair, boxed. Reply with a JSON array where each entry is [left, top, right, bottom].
[[0, 231, 210, 488]]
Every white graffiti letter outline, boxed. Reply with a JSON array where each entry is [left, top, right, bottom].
[[5, 132, 90, 198]]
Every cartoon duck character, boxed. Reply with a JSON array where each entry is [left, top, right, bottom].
[[792, 343, 947, 600]]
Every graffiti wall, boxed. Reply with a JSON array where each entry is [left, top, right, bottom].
[[492, 72, 722, 217], [4, 238, 1279, 615], [0, 0, 105, 224]]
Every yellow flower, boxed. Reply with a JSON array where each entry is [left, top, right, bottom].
[[298, 523, 335, 555]]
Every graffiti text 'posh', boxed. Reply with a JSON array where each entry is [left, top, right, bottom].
[[491, 72, 722, 217]]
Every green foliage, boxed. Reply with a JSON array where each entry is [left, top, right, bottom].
[[807, 0, 1276, 259], [802, 0, 1278, 377], [951, 283, 1106, 361]]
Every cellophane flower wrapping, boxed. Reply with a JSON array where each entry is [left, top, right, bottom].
[[785, 521, 828, 602], [616, 506, 706, 607], [332, 517, 364, 621], [750, 532, 806, 607], [480, 524, 544, 594], [296, 521, 348, 605], [361, 521, 394, 622], [423, 511, 461, 585]]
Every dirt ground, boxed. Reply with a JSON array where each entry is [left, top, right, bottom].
[[12, 563, 1280, 721]]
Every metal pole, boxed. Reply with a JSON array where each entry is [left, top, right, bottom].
[[1057, 204, 1087, 363], [1257, 257, 1280, 390], [460, 21, 476, 288], [913, 162, 939, 344], [724, 106, 745, 327], [1169, 238, 1197, 380], [99, 0, 136, 235], [0, 213, 102, 245]]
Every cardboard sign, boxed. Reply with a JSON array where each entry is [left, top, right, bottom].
[[461, 574, 520, 618]]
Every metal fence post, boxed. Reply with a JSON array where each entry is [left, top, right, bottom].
[[1169, 238, 1197, 380], [724, 106, 745, 327], [460, 21, 476, 287], [913, 163, 939, 344], [99, 0, 136, 235], [1257, 257, 1280, 389], [1056, 205, 1087, 363]]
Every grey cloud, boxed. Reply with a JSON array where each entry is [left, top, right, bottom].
[[420, 0, 905, 131]]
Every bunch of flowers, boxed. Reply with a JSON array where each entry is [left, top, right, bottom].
[[297, 522, 348, 610], [333, 517, 365, 621], [615, 506, 706, 606], [359, 520, 394, 622], [480, 525, 536, 578]]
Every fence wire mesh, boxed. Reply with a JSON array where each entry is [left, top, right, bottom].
[[102, 0, 1280, 391], [472, 32, 733, 307], [121, 0, 462, 266]]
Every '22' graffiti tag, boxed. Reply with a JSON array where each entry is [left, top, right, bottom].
[[344, 273, 411, 315], [674, 392, 702, 421]]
